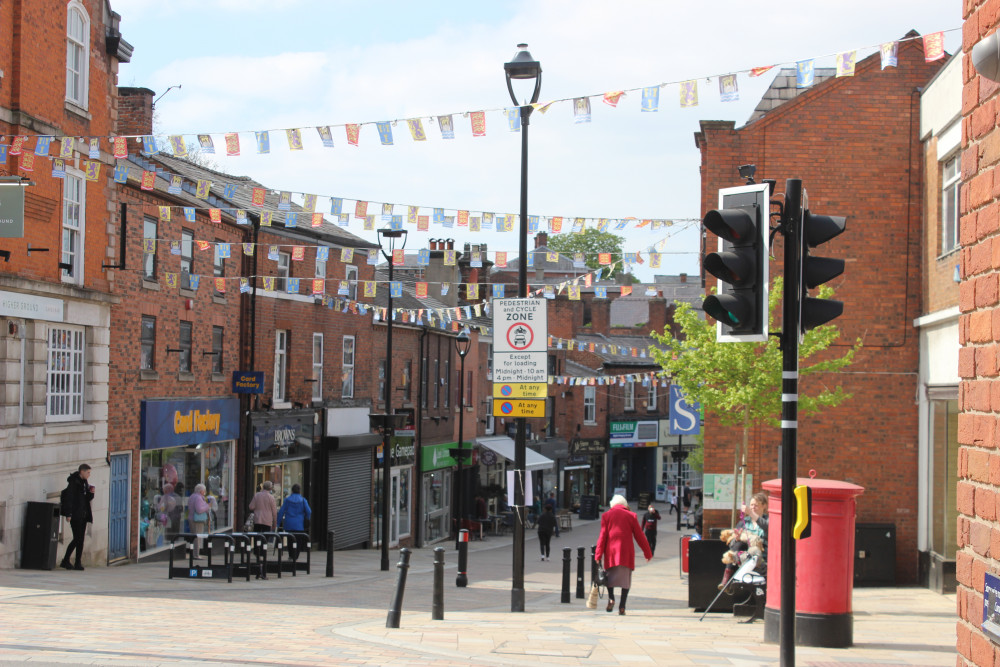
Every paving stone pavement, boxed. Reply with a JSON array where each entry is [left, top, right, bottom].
[[0, 517, 956, 666]]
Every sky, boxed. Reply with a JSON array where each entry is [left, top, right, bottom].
[[115, 1, 962, 284]]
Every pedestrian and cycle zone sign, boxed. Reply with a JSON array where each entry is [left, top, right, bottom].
[[492, 298, 547, 417]]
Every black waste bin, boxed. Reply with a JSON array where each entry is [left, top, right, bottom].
[[21, 502, 61, 570]]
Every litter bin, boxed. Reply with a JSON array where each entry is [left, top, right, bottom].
[[762, 477, 864, 648], [21, 502, 61, 570]]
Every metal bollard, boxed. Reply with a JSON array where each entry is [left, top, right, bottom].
[[432, 547, 445, 620], [591, 545, 598, 587], [561, 547, 572, 603], [326, 530, 335, 577], [576, 546, 585, 599], [456, 529, 469, 587], [386, 548, 411, 629]]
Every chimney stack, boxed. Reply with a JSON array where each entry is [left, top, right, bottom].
[[117, 87, 155, 137], [535, 232, 548, 248]]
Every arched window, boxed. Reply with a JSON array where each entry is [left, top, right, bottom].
[[66, 1, 90, 108]]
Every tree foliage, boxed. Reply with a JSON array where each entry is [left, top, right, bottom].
[[546, 228, 626, 280]]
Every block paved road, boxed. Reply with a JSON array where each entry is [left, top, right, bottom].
[[0, 514, 956, 666]]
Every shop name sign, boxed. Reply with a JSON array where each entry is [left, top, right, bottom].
[[984, 572, 1000, 644], [0, 290, 63, 322], [174, 409, 222, 436], [232, 371, 264, 394], [609, 420, 659, 448]]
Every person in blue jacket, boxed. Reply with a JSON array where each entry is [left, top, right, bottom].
[[277, 484, 312, 532]]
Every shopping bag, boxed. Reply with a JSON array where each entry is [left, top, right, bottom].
[[586, 583, 599, 609]]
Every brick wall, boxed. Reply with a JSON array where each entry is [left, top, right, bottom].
[[695, 40, 944, 584], [959, 2, 1000, 664]]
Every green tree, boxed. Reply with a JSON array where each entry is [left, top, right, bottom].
[[547, 228, 628, 281], [649, 276, 860, 526]]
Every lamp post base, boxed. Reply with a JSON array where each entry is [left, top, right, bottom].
[[511, 587, 525, 612]]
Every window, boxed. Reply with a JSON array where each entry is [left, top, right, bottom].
[[179, 321, 192, 373], [548, 354, 557, 376], [443, 356, 450, 408], [143, 217, 157, 280], [66, 1, 90, 108], [647, 382, 658, 411], [421, 355, 428, 408], [402, 360, 412, 401], [315, 249, 327, 280], [930, 394, 958, 560], [180, 229, 194, 290], [546, 397, 555, 436], [486, 345, 493, 381], [584, 386, 596, 424], [61, 171, 85, 284], [213, 238, 225, 295], [346, 265, 358, 300], [378, 359, 386, 402], [464, 370, 472, 407], [942, 156, 960, 254], [276, 252, 291, 292], [485, 397, 494, 434], [47, 325, 84, 422], [212, 326, 224, 374], [311, 333, 323, 401], [274, 330, 288, 402], [341, 336, 355, 398], [433, 358, 440, 408], [141, 316, 156, 370], [624, 379, 635, 411]]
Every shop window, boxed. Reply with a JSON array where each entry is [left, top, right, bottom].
[[584, 386, 596, 424], [141, 316, 156, 370], [274, 330, 288, 402], [624, 379, 635, 411], [341, 335, 355, 398], [941, 155, 960, 254], [143, 217, 157, 280], [46, 325, 84, 422], [65, 1, 90, 109], [180, 229, 194, 290], [61, 171, 85, 285], [212, 326, 224, 374], [311, 333, 323, 401], [140, 442, 233, 554]]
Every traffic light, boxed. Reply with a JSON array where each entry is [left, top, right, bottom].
[[800, 208, 846, 332], [792, 484, 812, 540], [702, 183, 770, 343]]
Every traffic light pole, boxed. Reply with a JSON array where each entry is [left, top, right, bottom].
[[779, 178, 803, 667]]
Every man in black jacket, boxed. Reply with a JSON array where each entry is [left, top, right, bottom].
[[60, 464, 94, 571], [640, 504, 662, 555]]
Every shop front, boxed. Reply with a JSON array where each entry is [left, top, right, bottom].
[[568, 438, 607, 505], [374, 435, 415, 548], [138, 398, 239, 555], [251, 410, 315, 509], [608, 420, 659, 501], [420, 442, 457, 544], [323, 407, 381, 550]]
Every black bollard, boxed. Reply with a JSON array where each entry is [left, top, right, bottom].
[[326, 530, 335, 577], [591, 545, 598, 587], [432, 547, 445, 620], [386, 548, 411, 629], [456, 529, 469, 587], [561, 547, 572, 603], [576, 546, 585, 599]]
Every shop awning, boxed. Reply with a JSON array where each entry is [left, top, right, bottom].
[[476, 436, 554, 471]]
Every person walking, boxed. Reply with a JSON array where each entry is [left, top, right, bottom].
[[640, 504, 662, 556], [60, 464, 94, 571], [536, 504, 558, 561], [544, 491, 560, 537], [276, 484, 312, 532], [594, 495, 652, 615], [249, 481, 277, 533], [187, 484, 212, 560]]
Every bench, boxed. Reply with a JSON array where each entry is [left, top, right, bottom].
[[699, 555, 766, 623]]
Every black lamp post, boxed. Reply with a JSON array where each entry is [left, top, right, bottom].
[[453, 330, 472, 550], [376, 227, 407, 571], [504, 42, 541, 613]]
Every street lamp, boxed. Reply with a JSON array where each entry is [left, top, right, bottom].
[[453, 329, 472, 550], [504, 42, 541, 613], [376, 227, 407, 572]]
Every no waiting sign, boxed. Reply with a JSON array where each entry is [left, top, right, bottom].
[[492, 298, 547, 353]]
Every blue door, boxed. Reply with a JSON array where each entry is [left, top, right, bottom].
[[108, 454, 130, 561]]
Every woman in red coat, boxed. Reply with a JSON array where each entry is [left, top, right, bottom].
[[595, 494, 653, 615]]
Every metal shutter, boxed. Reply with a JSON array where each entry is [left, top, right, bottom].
[[328, 448, 372, 550]]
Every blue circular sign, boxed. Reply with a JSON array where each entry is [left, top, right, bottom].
[[500, 401, 514, 414], [500, 385, 513, 396]]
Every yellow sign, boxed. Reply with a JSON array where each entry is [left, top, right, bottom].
[[493, 399, 546, 418], [493, 382, 548, 399]]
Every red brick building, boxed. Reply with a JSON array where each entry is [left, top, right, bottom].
[[0, 0, 131, 568], [695, 36, 944, 584]]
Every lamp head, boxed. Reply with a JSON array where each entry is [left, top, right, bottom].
[[456, 330, 471, 357], [504, 43, 542, 106]]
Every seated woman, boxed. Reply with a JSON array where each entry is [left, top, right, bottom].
[[719, 491, 769, 590]]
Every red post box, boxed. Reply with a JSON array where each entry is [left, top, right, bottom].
[[762, 477, 864, 648]]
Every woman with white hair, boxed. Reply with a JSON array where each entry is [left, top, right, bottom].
[[188, 483, 212, 559], [594, 494, 653, 615]]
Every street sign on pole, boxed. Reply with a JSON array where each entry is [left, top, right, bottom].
[[493, 299, 547, 353], [493, 399, 546, 418], [493, 383, 548, 399]]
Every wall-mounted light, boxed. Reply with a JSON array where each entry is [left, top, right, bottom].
[[165, 347, 183, 354], [0, 250, 9, 262], [974, 33, 1000, 82]]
